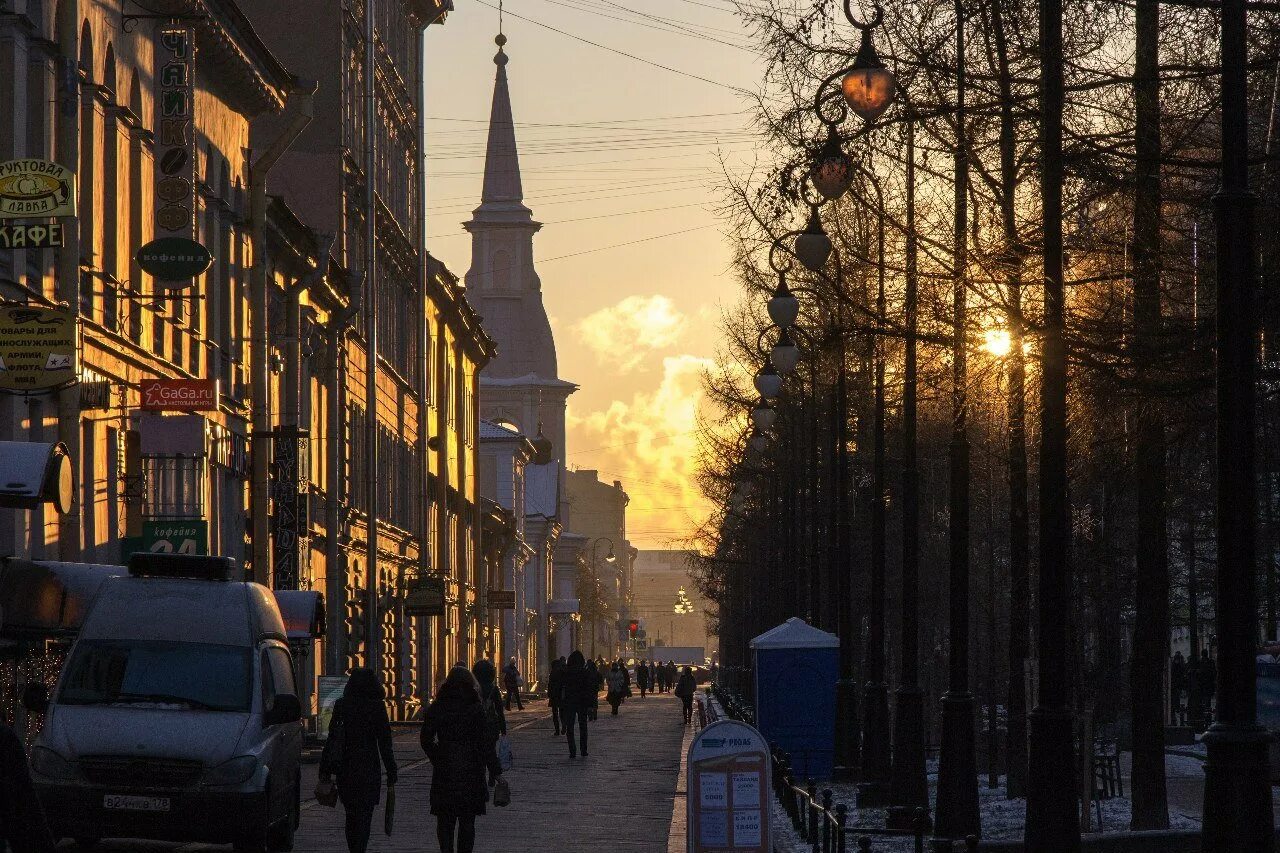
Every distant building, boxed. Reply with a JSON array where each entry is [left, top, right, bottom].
[[566, 468, 635, 658], [633, 550, 711, 654]]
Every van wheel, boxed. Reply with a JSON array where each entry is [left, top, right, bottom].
[[266, 785, 297, 852]]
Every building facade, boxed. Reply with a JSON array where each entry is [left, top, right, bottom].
[[565, 468, 633, 659]]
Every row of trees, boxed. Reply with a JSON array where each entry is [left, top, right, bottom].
[[691, 0, 1280, 831]]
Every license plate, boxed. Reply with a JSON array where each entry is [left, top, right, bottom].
[[103, 794, 170, 812]]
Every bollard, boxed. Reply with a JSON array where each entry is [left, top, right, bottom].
[[822, 789, 834, 853], [835, 803, 848, 853]]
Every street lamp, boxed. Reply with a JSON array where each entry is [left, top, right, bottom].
[[810, 125, 855, 201], [794, 206, 833, 272], [771, 329, 801, 376], [768, 274, 801, 330], [589, 537, 616, 659], [751, 398, 778, 431], [839, 5, 897, 122], [754, 360, 783, 400]]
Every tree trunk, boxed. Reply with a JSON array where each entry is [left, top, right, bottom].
[[1129, 0, 1171, 829]]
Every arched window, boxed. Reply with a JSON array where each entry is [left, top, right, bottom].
[[78, 20, 96, 318]]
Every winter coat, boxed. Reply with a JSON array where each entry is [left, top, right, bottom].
[[675, 672, 697, 699], [319, 695, 397, 810], [420, 688, 501, 817], [547, 661, 566, 706], [605, 669, 628, 698], [561, 653, 599, 710], [637, 665, 650, 688], [1, 722, 55, 853], [479, 682, 508, 739], [502, 663, 521, 690]]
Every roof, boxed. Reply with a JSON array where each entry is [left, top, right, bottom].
[[480, 419, 524, 441], [472, 40, 533, 224], [749, 617, 840, 650]]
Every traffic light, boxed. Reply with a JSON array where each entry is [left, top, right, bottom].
[[628, 620, 639, 637]]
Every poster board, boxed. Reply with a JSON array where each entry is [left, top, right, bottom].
[[317, 675, 349, 741], [687, 719, 771, 853]]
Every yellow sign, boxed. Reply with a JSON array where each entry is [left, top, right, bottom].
[[0, 306, 78, 392], [0, 160, 76, 219]]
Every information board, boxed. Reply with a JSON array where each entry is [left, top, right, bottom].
[[687, 718, 771, 853]]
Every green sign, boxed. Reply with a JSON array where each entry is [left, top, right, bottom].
[[141, 519, 208, 555], [136, 236, 212, 283]]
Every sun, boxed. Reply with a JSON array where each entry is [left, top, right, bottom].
[[983, 328, 1012, 357]]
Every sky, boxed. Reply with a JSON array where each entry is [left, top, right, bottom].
[[423, 0, 767, 549]]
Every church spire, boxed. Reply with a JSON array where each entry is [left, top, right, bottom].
[[477, 33, 531, 217]]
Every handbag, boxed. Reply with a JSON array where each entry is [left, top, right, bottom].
[[492, 777, 511, 807], [497, 734, 514, 771], [384, 783, 396, 835], [314, 778, 338, 808]]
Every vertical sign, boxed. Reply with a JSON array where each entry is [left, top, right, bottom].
[[153, 25, 196, 259], [687, 719, 771, 853], [271, 428, 309, 590]]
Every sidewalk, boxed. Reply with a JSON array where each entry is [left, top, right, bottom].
[[287, 691, 689, 852]]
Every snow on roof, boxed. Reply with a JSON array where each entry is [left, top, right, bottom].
[[480, 419, 524, 440], [750, 617, 840, 650]]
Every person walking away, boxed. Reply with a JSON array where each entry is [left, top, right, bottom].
[[548, 657, 566, 736], [473, 659, 508, 758], [1170, 651, 1187, 726], [586, 658, 603, 721], [637, 660, 650, 698], [1197, 649, 1217, 724], [502, 658, 524, 711], [421, 666, 503, 853], [561, 650, 595, 757], [675, 666, 697, 725], [318, 668, 398, 853], [606, 661, 628, 716], [667, 661, 678, 693], [1, 719, 55, 853]]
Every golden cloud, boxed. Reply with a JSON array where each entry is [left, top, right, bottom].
[[574, 295, 688, 373]]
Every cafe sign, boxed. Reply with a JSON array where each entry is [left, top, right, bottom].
[[136, 237, 212, 281], [0, 159, 76, 219], [0, 305, 77, 393], [0, 221, 65, 249], [153, 23, 196, 284]]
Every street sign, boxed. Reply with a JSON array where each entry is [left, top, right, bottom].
[[154, 25, 196, 247], [139, 378, 218, 411], [136, 237, 212, 284], [0, 305, 77, 393], [687, 719, 772, 853], [405, 574, 446, 616], [0, 221, 65, 249], [140, 519, 208, 555], [0, 159, 75, 219], [488, 589, 516, 609]]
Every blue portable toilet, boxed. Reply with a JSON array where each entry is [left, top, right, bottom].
[[750, 617, 840, 780]]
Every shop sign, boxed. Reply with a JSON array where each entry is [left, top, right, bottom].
[[271, 428, 309, 591], [139, 378, 218, 411], [405, 574, 446, 616], [0, 221, 65, 249], [136, 236, 211, 281], [153, 24, 196, 282], [488, 589, 516, 609], [687, 719, 772, 853], [140, 519, 208, 555], [0, 305, 77, 393], [0, 159, 75, 219]]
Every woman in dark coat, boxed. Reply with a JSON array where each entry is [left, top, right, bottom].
[[421, 666, 502, 853], [319, 668, 397, 853], [675, 666, 698, 724], [547, 657, 566, 735], [1, 721, 55, 853], [636, 661, 651, 698]]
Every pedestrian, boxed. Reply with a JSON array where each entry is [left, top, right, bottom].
[[1170, 651, 1187, 726], [621, 658, 633, 696], [502, 657, 524, 711], [421, 666, 503, 853], [318, 668, 398, 853], [1, 719, 55, 853], [675, 665, 697, 725], [548, 657, 566, 736], [1197, 649, 1217, 723], [472, 659, 508, 747], [586, 658, 603, 721], [666, 661, 678, 693], [561, 650, 595, 757], [637, 660, 651, 698], [606, 661, 628, 715]]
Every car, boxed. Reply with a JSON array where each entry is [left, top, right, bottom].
[[25, 553, 304, 852]]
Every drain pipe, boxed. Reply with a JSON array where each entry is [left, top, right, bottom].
[[249, 81, 317, 586], [325, 271, 363, 677]]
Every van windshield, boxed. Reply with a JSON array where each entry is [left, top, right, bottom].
[[58, 640, 251, 712]]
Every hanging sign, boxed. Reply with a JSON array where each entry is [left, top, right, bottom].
[[153, 24, 196, 286], [687, 719, 772, 853], [140, 519, 208, 555], [136, 236, 211, 281], [0, 221, 66, 249], [139, 378, 218, 412], [405, 575, 446, 616], [0, 305, 77, 393], [0, 160, 75, 219], [488, 589, 516, 609]]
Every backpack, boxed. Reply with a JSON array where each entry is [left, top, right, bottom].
[[482, 686, 503, 739]]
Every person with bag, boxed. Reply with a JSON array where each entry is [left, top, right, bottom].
[[473, 659, 511, 772], [675, 666, 698, 725], [585, 658, 603, 721], [605, 661, 628, 716], [318, 668, 398, 853], [561, 650, 595, 757], [547, 656, 566, 736], [502, 657, 524, 711], [636, 660, 651, 698], [421, 666, 503, 853]]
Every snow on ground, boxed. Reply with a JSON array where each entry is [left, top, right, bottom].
[[768, 753, 1203, 851]]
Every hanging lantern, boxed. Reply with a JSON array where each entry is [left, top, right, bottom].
[[754, 360, 783, 400], [768, 274, 800, 329], [771, 329, 801, 376], [841, 29, 898, 122], [810, 127, 855, 200], [794, 208, 833, 272]]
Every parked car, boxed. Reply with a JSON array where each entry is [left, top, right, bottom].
[[25, 553, 303, 852]]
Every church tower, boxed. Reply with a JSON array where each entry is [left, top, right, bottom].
[[466, 34, 576, 512]]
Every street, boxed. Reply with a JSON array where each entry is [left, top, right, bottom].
[[57, 693, 691, 853]]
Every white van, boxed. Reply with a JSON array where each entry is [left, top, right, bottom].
[[25, 553, 304, 852]]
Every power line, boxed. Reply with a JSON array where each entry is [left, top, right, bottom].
[[471, 0, 752, 93], [425, 201, 712, 239]]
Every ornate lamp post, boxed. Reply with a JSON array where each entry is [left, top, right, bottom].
[[588, 538, 616, 659]]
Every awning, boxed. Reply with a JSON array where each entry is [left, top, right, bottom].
[[273, 590, 325, 641], [0, 558, 124, 639]]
